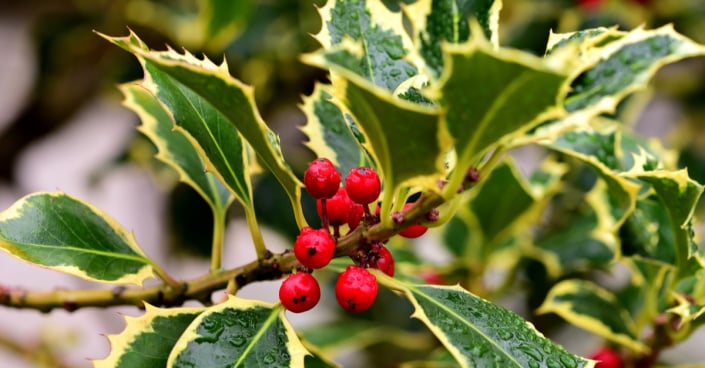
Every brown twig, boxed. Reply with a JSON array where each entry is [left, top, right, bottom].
[[0, 168, 482, 313]]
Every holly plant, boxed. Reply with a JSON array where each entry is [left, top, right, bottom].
[[1, 0, 705, 367]]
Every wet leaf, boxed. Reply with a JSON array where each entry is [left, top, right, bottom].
[[94, 305, 204, 368], [0, 192, 154, 285], [168, 296, 310, 367]]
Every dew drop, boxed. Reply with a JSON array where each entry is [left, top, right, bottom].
[[542, 340, 555, 354], [560, 354, 577, 368], [263, 353, 276, 364], [519, 345, 543, 361], [200, 318, 224, 340], [384, 41, 404, 60], [546, 357, 562, 368], [470, 344, 488, 357], [229, 335, 247, 347], [497, 329, 512, 340]]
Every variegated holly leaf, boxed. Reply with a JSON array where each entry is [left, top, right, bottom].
[[0, 192, 154, 285], [303, 52, 450, 222], [94, 305, 204, 368], [564, 25, 705, 113], [301, 319, 434, 357], [299, 83, 368, 175], [379, 275, 594, 368], [667, 293, 705, 330], [617, 259, 671, 329], [527, 25, 705, 144], [314, 0, 417, 92], [102, 30, 306, 227], [430, 29, 570, 198], [625, 170, 704, 271], [527, 182, 620, 278], [537, 280, 648, 353], [618, 130, 677, 173], [442, 157, 563, 259], [167, 296, 310, 367], [120, 83, 232, 219], [404, 0, 502, 78], [545, 26, 625, 58], [544, 125, 641, 227]]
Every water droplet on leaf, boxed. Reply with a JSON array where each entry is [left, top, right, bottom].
[[263, 353, 276, 364], [229, 336, 247, 347]]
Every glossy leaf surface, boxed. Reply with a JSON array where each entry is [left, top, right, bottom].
[[381, 277, 594, 368], [94, 305, 204, 368], [168, 296, 309, 367], [0, 192, 154, 285]]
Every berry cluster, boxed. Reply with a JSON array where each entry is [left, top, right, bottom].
[[279, 158, 431, 314]]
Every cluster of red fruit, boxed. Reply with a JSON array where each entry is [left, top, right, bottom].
[[278, 158, 428, 314]]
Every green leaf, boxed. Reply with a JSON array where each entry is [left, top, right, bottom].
[[103, 30, 306, 227], [303, 53, 450, 220], [301, 320, 434, 357], [619, 259, 671, 329], [432, 31, 569, 197], [544, 125, 641, 227], [443, 158, 561, 259], [627, 170, 703, 271], [617, 129, 676, 173], [545, 27, 625, 57], [631, 170, 703, 238], [621, 198, 678, 265], [299, 83, 367, 175], [529, 26, 705, 145], [405, 0, 502, 77], [381, 277, 593, 368], [537, 280, 648, 353], [0, 192, 154, 285], [168, 296, 310, 367], [314, 0, 417, 91], [528, 181, 622, 278], [667, 293, 705, 330], [94, 305, 204, 368], [120, 83, 233, 216], [564, 25, 705, 113]]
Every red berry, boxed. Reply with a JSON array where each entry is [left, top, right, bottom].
[[304, 158, 341, 199], [398, 203, 428, 238], [347, 203, 364, 229], [317, 187, 354, 226], [370, 245, 394, 277], [335, 265, 378, 313], [279, 272, 321, 313], [399, 223, 428, 238], [345, 167, 381, 205], [591, 347, 622, 368], [294, 227, 336, 269]]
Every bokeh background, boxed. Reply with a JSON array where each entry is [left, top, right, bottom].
[[0, 0, 704, 367]]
